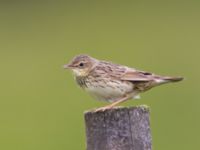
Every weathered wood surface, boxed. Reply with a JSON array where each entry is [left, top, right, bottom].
[[84, 106, 152, 150]]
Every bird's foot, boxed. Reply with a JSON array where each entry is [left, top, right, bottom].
[[94, 105, 114, 112]]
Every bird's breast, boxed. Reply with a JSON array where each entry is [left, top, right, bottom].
[[75, 76, 88, 88], [76, 76, 133, 102]]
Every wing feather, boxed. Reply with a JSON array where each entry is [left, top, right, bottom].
[[120, 68, 154, 82]]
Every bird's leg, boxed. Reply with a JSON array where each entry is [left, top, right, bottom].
[[95, 95, 131, 112]]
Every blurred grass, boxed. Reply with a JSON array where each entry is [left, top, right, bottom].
[[0, 1, 200, 150]]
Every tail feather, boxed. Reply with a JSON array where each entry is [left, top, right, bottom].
[[163, 76, 184, 82], [155, 76, 184, 84]]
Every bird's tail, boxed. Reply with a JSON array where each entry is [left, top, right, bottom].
[[155, 76, 184, 84], [163, 76, 184, 82]]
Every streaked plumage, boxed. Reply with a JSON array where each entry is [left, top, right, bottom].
[[64, 54, 183, 111]]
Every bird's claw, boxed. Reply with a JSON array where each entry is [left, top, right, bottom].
[[94, 106, 113, 112]]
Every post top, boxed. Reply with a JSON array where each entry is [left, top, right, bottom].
[[84, 105, 150, 115]]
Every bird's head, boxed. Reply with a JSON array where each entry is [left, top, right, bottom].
[[64, 54, 97, 77]]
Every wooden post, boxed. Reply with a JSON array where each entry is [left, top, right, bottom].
[[84, 106, 152, 150]]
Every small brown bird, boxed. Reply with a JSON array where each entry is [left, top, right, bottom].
[[64, 54, 183, 111]]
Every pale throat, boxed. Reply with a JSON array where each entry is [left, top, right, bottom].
[[72, 69, 89, 77]]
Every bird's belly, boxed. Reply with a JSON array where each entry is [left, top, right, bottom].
[[85, 80, 133, 102]]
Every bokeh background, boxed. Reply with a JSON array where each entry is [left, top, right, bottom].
[[0, 0, 199, 150]]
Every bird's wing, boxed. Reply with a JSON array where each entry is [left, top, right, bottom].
[[120, 68, 154, 81]]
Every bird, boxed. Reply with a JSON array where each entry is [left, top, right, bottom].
[[64, 54, 183, 111]]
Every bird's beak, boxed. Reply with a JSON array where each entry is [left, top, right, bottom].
[[63, 64, 73, 69]]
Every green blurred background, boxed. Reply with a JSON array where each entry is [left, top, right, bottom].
[[0, 0, 199, 150]]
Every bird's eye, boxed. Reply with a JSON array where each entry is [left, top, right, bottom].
[[79, 63, 84, 67]]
